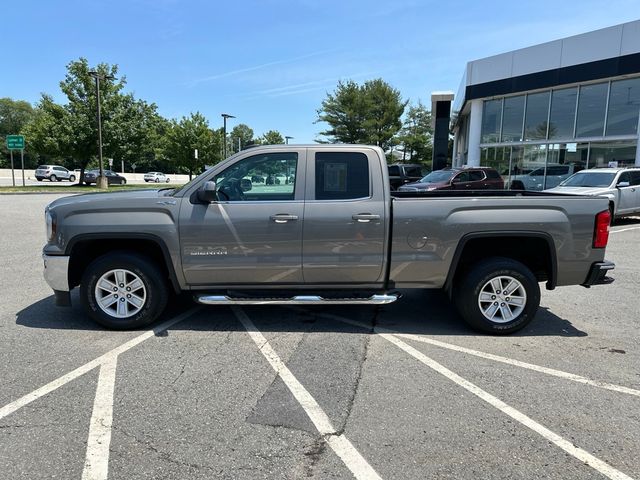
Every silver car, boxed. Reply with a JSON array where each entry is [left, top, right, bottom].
[[144, 172, 170, 183], [35, 165, 76, 182], [545, 167, 640, 219]]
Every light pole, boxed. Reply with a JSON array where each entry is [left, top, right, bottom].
[[88, 70, 115, 189], [285, 136, 293, 144], [221, 113, 235, 158]]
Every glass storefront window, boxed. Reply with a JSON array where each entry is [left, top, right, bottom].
[[481, 99, 502, 143], [481, 146, 509, 188], [588, 141, 637, 168], [548, 88, 577, 139], [606, 77, 640, 136], [576, 83, 608, 138], [501, 95, 525, 142], [524, 91, 550, 141]]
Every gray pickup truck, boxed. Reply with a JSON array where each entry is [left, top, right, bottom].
[[43, 145, 614, 334]]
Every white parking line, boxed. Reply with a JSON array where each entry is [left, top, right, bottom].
[[317, 312, 640, 398], [82, 357, 118, 480], [381, 333, 634, 480], [0, 307, 200, 421], [232, 307, 382, 480], [610, 226, 640, 234]]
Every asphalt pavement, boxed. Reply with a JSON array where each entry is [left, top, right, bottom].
[[0, 193, 638, 479]]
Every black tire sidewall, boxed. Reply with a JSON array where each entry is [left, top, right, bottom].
[[69, 175, 76, 182], [80, 253, 167, 329], [456, 258, 540, 334]]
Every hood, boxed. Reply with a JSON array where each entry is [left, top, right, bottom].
[[544, 186, 612, 196], [47, 188, 166, 211], [399, 180, 449, 191]]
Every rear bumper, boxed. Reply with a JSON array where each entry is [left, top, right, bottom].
[[581, 261, 615, 287]]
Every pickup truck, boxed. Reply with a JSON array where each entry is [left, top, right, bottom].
[[42, 145, 615, 334]]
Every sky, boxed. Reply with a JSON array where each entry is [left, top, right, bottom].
[[3, 0, 639, 143]]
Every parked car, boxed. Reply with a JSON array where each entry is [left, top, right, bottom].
[[83, 169, 127, 185], [545, 167, 640, 220], [144, 172, 170, 183], [510, 163, 584, 190], [398, 167, 503, 192], [388, 164, 425, 190], [35, 165, 76, 182]]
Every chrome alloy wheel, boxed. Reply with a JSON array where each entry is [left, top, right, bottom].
[[94, 269, 147, 318], [477, 275, 527, 323]]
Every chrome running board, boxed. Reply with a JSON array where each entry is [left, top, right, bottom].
[[194, 294, 399, 305]]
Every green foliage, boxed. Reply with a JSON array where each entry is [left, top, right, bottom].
[[229, 123, 255, 154], [22, 58, 168, 175], [317, 79, 406, 149], [261, 130, 285, 145], [395, 101, 433, 165], [164, 112, 221, 178]]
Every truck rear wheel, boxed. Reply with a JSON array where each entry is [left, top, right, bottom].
[[80, 252, 168, 329], [454, 257, 540, 334]]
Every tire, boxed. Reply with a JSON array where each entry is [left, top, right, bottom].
[[155, 178, 160, 183], [454, 257, 540, 335], [80, 252, 168, 329], [166, 178, 170, 183], [50, 175, 57, 182], [85, 181, 91, 186], [37, 178, 42, 182], [69, 175, 76, 182], [121, 178, 126, 185]]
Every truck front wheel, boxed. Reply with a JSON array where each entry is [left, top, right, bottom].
[[80, 252, 168, 329], [454, 257, 540, 334]]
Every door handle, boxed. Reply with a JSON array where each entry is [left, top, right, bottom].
[[352, 213, 380, 223], [270, 214, 298, 223]]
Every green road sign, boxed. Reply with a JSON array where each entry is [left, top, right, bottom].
[[6, 135, 25, 150]]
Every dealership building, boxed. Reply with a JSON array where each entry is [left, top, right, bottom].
[[449, 19, 640, 189]]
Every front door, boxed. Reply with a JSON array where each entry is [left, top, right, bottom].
[[179, 150, 306, 286], [302, 148, 387, 285]]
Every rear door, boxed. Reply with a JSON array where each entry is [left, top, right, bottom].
[[302, 148, 387, 284]]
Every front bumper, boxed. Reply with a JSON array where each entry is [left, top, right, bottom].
[[43, 254, 71, 306], [581, 261, 615, 287]]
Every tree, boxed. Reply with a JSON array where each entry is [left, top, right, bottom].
[[23, 58, 167, 180], [164, 112, 221, 179], [395, 101, 433, 165], [229, 123, 255, 154], [316, 79, 406, 150], [261, 130, 284, 145], [0, 98, 36, 167]]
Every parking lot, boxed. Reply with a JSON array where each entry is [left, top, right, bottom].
[[0, 193, 638, 480]]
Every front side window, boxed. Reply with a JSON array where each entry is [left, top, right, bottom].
[[315, 152, 369, 200], [214, 152, 298, 201]]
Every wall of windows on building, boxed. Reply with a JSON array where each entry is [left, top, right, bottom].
[[479, 76, 640, 190]]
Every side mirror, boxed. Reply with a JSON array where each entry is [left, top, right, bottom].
[[197, 181, 218, 203], [240, 178, 252, 192], [617, 181, 630, 188]]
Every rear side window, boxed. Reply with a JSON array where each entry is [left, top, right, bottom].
[[388, 166, 400, 176], [469, 170, 485, 181], [629, 171, 640, 186], [486, 169, 501, 179], [404, 166, 423, 177], [315, 152, 369, 200], [37, 165, 47, 169]]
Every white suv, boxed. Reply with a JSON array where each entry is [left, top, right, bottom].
[[144, 172, 170, 183], [35, 165, 76, 182]]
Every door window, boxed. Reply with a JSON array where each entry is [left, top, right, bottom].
[[469, 170, 485, 181], [314, 152, 369, 200], [214, 152, 298, 201]]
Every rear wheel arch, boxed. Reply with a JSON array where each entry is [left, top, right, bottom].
[[445, 232, 556, 296]]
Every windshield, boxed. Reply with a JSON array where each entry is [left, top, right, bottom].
[[559, 172, 616, 187], [420, 170, 455, 183]]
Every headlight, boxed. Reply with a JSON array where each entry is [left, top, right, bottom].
[[45, 209, 56, 242]]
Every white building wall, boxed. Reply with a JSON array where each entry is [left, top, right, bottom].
[[467, 99, 483, 166]]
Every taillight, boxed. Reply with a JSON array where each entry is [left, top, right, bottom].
[[593, 210, 610, 248]]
